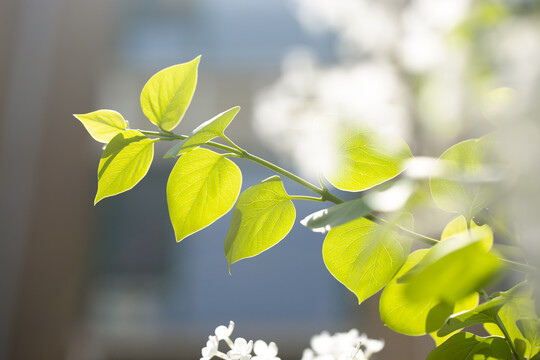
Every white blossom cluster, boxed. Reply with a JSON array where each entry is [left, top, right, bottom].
[[201, 321, 280, 360], [301, 329, 384, 360], [200, 322, 383, 360]]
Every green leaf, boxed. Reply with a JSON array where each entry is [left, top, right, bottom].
[[441, 215, 494, 251], [140, 56, 201, 131], [439, 282, 529, 337], [430, 293, 479, 346], [167, 148, 242, 242], [323, 215, 412, 304], [224, 176, 295, 268], [163, 107, 241, 159], [300, 198, 373, 233], [323, 130, 413, 192], [402, 232, 503, 304], [180, 106, 240, 155], [74, 109, 127, 143], [466, 221, 494, 252], [437, 294, 506, 337], [426, 333, 512, 360], [430, 137, 499, 220], [517, 318, 540, 358], [441, 215, 468, 241], [95, 130, 155, 204], [380, 249, 454, 335], [485, 284, 537, 359]]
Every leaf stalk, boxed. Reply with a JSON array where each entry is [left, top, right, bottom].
[[145, 130, 447, 247]]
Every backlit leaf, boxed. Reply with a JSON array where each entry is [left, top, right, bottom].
[[140, 56, 200, 131], [74, 109, 127, 143], [430, 293, 479, 346], [441, 216, 469, 241], [518, 318, 540, 358], [402, 234, 503, 303], [95, 130, 155, 204], [426, 333, 512, 360], [323, 216, 412, 304], [380, 249, 454, 335], [177, 106, 240, 155], [441, 215, 493, 251], [484, 283, 537, 359], [437, 294, 506, 337], [225, 176, 295, 268], [437, 283, 530, 354], [167, 148, 241, 242], [430, 137, 499, 220], [323, 130, 413, 192]]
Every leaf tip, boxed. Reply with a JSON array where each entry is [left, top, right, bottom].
[[73, 113, 86, 124], [226, 256, 234, 274], [93, 194, 103, 205], [190, 55, 202, 68], [175, 233, 187, 243]]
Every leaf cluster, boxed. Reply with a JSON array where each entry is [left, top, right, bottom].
[[75, 57, 538, 360]]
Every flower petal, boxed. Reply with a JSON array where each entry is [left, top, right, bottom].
[[215, 321, 234, 340]]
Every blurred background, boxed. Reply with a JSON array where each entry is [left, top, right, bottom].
[[1, 0, 540, 359]]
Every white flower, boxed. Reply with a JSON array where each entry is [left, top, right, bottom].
[[201, 335, 219, 360], [200, 322, 381, 360], [253, 340, 280, 360], [337, 341, 365, 360], [303, 329, 383, 360], [214, 321, 236, 349], [310, 329, 359, 357], [216, 321, 235, 341], [357, 334, 384, 359], [227, 337, 253, 360], [310, 331, 334, 355], [301, 349, 315, 360]]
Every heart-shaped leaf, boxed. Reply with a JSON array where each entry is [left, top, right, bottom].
[[167, 148, 241, 241], [380, 249, 454, 335], [95, 130, 155, 204], [430, 137, 499, 220], [141, 56, 200, 131], [323, 215, 412, 304], [402, 229, 502, 303], [323, 130, 413, 192], [225, 176, 295, 268]]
